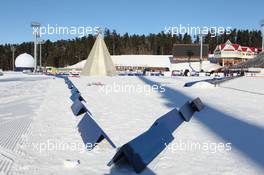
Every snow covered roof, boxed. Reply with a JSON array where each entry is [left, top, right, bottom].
[[68, 55, 172, 69], [112, 55, 172, 68], [67, 55, 221, 72]]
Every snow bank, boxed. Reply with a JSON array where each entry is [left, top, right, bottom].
[[190, 81, 214, 88], [63, 159, 80, 168]]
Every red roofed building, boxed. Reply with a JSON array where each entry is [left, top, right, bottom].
[[214, 40, 260, 66]]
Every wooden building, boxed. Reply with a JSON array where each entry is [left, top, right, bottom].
[[171, 44, 209, 63], [214, 40, 260, 66]]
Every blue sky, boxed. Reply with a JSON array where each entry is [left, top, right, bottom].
[[0, 0, 263, 44]]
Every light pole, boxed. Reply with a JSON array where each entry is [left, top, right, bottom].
[[198, 33, 205, 72], [38, 40, 45, 69], [10, 45, 16, 71], [260, 19, 264, 51], [31, 22, 41, 72]]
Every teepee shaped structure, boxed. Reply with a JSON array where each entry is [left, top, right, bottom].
[[81, 34, 117, 76]]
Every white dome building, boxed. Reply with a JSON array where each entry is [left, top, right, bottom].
[[15, 53, 35, 71]]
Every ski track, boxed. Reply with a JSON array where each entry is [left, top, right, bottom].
[[0, 75, 49, 175], [0, 155, 13, 175]]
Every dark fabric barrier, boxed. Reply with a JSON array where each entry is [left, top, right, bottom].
[[108, 98, 204, 173], [78, 113, 116, 149]]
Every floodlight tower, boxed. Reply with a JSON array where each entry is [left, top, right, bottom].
[[260, 19, 264, 51], [10, 45, 16, 71], [198, 33, 206, 72], [31, 22, 41, 72], [38, 40, 45, 69]]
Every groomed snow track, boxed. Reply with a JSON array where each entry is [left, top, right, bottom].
[[0, 74, 50, 175]]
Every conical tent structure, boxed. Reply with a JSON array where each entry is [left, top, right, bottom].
[[81, 34, 117, 76]]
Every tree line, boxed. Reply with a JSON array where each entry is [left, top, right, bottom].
[[0, 29, 262, 70]]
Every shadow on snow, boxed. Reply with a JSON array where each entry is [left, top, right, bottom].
[[139, 76, 264, 169]]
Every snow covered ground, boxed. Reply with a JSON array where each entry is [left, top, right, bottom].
[[0, 72, 51, 174], [0, 72, 264, 174]]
